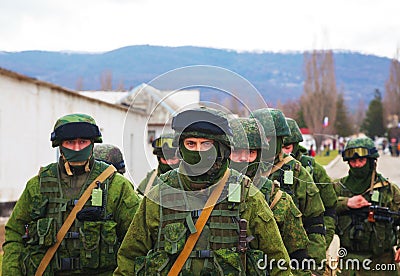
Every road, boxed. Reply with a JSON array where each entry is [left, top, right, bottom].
[[325, 151, 400, 185]]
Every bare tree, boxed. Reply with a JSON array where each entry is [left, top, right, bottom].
[[383, 50, 400, 127], [277, 98, 301, 121], [354, 98, 366, 133], [300, 50, 338, 151], [100, 70, 113, 91]]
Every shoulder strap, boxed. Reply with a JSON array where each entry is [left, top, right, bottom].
[[270, 189, 283, 209], [35, 165, 117, 276], [267, 155, 294, 176], [167, 169, 230, 276], [144, 169, 158, 196]]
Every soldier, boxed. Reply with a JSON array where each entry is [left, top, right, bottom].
[[114, 107, 292, 275], [229, 117, 311, 275], [282, 118, 338, 248], [94, 144, 126, 175], [2, 113, 141, 275], [334, 136, 400, 275], [137, 132, 180, 196], [251, 108, 326, 275]]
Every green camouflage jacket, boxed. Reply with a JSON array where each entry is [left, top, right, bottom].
[[294, 145, 338, 248], [2, 160, 141, 276], [114, 168, 292, 276]]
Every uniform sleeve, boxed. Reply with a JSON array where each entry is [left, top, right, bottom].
[[108, 174, 142, 241], [114, 195, 160, 275], [312, 162, 337, 247], [333, 179, 351, 214], [2, 176, 39, 275], [242, 185, 292, 276]]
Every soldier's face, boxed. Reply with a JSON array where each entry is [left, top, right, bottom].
[[230, 149, 258, 163], [282, 144, 294, 154], [160, 156, 180, 165], [349, 157, 367, 168], [183, 137, 214, 151], [61, 138, 92, 151]]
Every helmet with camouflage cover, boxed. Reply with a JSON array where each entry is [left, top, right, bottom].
[[229, 117, 268, 150], [94, 144, 126, 174], [342, 137, 379, 161], [250, 108, 291, 137], [152, 132, 178, 159], [172, 106, 233, 147], [283, 118, 303, 145], [51, 113, 102, 147]]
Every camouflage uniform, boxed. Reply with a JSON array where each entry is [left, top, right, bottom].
[[334, 137, 400, 276], [114, 107, 292, 275], [137, 133, 180, 196], [2, 114, 141, 276], [94, 144, 126, 174], [284, 118, 338, 248], [229, 118, 311, 276], [251, 108, 326, 275]]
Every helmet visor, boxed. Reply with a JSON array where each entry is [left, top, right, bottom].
[[342, 147, 369, 160]]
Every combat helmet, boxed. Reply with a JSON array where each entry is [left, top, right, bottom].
[[51, 113, 102, 147], [172, 106, 233, 147], [229, 117, 268, 150], [94, 144, 125, 174], [342, 137, 379, 161], [152, 132, 178, 159], [250, 108, 291, 137], [283, 118, 304, 146]]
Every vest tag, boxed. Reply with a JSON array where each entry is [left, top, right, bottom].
[[91, 188, 103, 206], [284, 170, 293, 185], [371, 190, 380, 202], [228, 183, 241, 203]]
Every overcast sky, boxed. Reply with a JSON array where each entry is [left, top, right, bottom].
[[1, 0, 399, 58]]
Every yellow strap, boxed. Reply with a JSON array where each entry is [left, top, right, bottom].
[[167, 169, 230, 276], [144, 169, 158, 196], [35, 165, 116, 276], [270, 189, 283, 210], [266, 155, 294, 176]]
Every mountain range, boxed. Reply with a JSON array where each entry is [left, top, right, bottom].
[[0, 45, 392, 106]]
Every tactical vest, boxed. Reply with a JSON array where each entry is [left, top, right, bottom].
[[133, 169, 267, 276], [299, 155, 314, 177], [336, 176, 397, 256], [21, 161, 119, 275]]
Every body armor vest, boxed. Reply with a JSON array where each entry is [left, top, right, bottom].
[[134, 169, 267, 276], [22, 161, 119, 275], [336, 175, 397, 256]]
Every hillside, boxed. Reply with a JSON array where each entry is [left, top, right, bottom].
[[0, 45, 392, 105]]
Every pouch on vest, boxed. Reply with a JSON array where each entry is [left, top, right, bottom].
[[144, 249, 170, 275], [80, 221, 101, 269], [163, 222, 187, 255], [246, 249, 268, 276], [37, 217, 57, 247], [22, 250, 54, 276], [100, 220, 118, 269], [134, 255, 146, 275], [31, 195, 49, 220], [213, 248, 244, 275]]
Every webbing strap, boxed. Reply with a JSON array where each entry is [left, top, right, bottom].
[[270, 189, 283, 209], [35, 165, 116, 276], [266, 154, 294, 176], [144, 169, 158, 196], [167, 169, 230, 276]]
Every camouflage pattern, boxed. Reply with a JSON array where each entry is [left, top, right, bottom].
[[114, 168, 292, 275], [172, 106, 233, 147], [94, 144, 126, 174], [2, 159, 141, 275], [51, 113, 102, 147], [250, 108, 291, 137], [342, 136, 379, 160], [334, 172, 400, 276], [229, 117, 268, 150], [283, 118, 303, 145], [295, 145, 338, 248], [258, 177, 311, 276]]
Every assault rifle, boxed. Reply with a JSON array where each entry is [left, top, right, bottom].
[[344, 205, 400, 225]]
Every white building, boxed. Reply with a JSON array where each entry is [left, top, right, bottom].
[[0, 68, 150, 204]]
